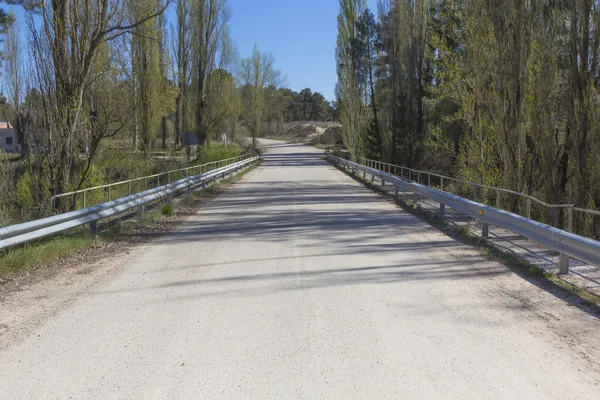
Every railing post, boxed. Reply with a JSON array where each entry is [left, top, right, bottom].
[[567, 206, 573, 233], [482, 223, 489, 238], [496, 191, 501, 209], [559, 253, 569, 275], [428, 174, 431, 187], [128, 182, 132, 196], [441, 177, 444, 191], [108, 186, 111, 202], [409, 170, 412, 181], [527, 198, 532, 219], [83, 192, 86, 209]]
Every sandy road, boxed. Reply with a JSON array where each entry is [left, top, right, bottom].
[[0, 139, 599, 399]]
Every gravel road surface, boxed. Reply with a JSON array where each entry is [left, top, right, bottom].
[[1, 140, 599, 399]]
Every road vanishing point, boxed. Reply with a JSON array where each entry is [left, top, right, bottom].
[[1, 140, 599, 399]]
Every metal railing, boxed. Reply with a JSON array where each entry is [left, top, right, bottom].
[[50, 155, 248, 214], [0, 156, 261, 251], [347, 155, 600, 237], [328, 154, 600, 274]]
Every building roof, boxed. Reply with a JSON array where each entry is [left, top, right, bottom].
[[0, 122, 14, 129]]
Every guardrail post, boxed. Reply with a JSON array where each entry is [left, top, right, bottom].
[[567, 206, 573, 233], [559, 253, 569, 275], [482, 223, 489, 238], [440, 203, 445, 217], [90, 220, 98, 234]]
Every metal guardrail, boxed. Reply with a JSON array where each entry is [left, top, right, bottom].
[[328, 154, 600, 274], [348, 155, 579, 232], [0, 156, 261, 251], [50, 154, 248, 214]]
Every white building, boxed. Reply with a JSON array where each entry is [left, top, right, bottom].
[[0, 122, 18, 153]]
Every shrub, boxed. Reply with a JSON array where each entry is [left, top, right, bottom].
[[161, 203, 173, 216]]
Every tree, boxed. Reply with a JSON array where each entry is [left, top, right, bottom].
[[2, 11, 26, 156], [240, 44, 283, 148], [173, 0, 192, 147], [355, 9, 379, 136], [131, 0, 163, 152], [336, 0, 368, 155], [192, 0, 232, 144], [26, 0, 171, 211]]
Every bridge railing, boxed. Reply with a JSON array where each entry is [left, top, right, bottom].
[[50, 154, 249, 214], [328, 154, 600, 274], [346, 155, 600, 239], [0, 156, 261, 251]]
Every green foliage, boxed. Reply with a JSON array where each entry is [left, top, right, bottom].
[[364, 119, 381, 160], [196, 143, 244, 164], [161, 203, 173, 216], [527, 266, 546, 278]]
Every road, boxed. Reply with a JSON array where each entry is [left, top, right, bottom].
[[1, 140, 599, 399]]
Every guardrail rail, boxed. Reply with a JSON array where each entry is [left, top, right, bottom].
[[327, 154, 600, 275], [0, 156, 261, 251]]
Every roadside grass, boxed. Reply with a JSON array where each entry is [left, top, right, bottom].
[[0, 160, 262, 281], [331, 162, 600, 310]]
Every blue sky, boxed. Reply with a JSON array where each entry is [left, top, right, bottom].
[[226, 0, 343, 101]]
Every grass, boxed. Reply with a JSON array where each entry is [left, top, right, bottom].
[[0, 234, 96, 278], [331, 161, 600, 310], [0, 159, 262, 281]]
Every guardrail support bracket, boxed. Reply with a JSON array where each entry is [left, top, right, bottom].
[[90, 221, 98, 234], [559, 253, 569, 275]]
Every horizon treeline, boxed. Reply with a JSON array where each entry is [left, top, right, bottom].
[[336, 0, 600, 234]]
